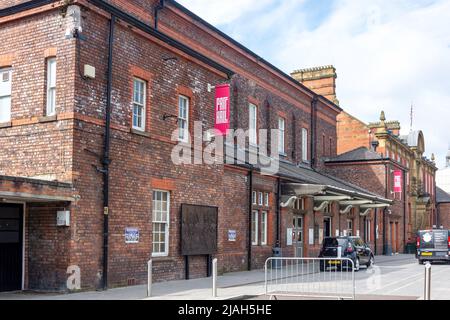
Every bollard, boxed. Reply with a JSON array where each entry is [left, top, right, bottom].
[[147, 259, 152, 297], [212, 258, 218, 298], [424, 262, 431, 300]]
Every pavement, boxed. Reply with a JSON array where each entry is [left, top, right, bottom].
[[0, 254, 447, 300]]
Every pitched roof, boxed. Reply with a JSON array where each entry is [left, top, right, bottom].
[[437, 186, 450, 203], [326, 147, 386, 163]]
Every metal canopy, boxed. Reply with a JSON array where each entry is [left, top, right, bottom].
[[0, 191, 75, 203], [314, 195, 351, 201], [360, 208, 372, 216], [339, 200, 373, 206], [340, 205, 354, 214], [360, 203, 390, 209]]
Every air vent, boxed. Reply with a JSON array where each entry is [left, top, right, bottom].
[[1, 72, 9, 82]]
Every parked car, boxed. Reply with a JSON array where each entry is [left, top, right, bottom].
[[319, 236, 374, 272], [416, 229, 450, 264]]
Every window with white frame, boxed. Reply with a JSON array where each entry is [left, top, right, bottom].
[[294, 198, 305, 210], [178, 95, 189, 142], [278, 117, 285, 154], [249, 103, 257, 145], [258, 192, 263, 206], [264, 193, 269, 207], [152, 190, 170, 256], [252, 191, 257, 205], [251, 210, 258, 245], [261, 211, 268, 245], [132, 78, 146, 131], [302, 128, 308, 162], [365, 219, 371, 242], [46, 58, 56, 116], [0, 68, 12, 123], [347, 219, 353, 236]]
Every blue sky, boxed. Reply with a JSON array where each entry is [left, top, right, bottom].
[[177, 0, 450, 168]]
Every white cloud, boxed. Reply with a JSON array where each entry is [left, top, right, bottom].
[[176, 0, 450, 168], [176, 0, 276, 25]]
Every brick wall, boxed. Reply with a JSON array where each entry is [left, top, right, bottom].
[[336, 111, 370, 155], [437, 203, 450, 229]]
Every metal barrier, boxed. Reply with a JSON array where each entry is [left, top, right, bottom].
[[147, 259, 152, 297], [212, 258, 218, 298], [265, 257, 356, 300], [424, 262, 431, 300]]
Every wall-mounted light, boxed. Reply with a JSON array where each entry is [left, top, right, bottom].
[[163, 56, 178, 62], [162, 113, 178, 122], [207, 84, 216, 93]]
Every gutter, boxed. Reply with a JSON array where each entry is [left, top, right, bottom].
[[0, 0, 57, 17], [165, 0, 342, 112], [87, 0, 234, 78], [0, 0, 235, 79], [310, 96, 318, 168], [247, 167, 253, 271]]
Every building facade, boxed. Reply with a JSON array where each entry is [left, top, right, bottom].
[[436, 187, 450, 229], [293, 66, 437, 254], [0, 0, 391, 292]]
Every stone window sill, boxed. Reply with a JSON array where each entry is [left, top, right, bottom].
[[39, 115, 57, 123], [0, 121, 12, 128], [131, 128, 150, 137]]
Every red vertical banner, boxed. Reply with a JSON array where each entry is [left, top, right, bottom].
[[214, 84, 230, 135], [394, 170, 402, 193]]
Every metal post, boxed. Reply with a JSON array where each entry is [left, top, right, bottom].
[[147, 259, 152, 297], [424, 262, 431, 300], [212, 258, 218, 298]]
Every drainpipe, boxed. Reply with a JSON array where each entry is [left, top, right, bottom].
[[383, 162, 389, 255], [154, 0, 165, 29], [102, 15, 116, 290], [276, 177, 281, 244], [310, 96, 318, 168], [374, 208, 378, 255], [247, 167, 253, 271]]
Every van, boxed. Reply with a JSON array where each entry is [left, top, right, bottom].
[[416, 229, 450, 264]]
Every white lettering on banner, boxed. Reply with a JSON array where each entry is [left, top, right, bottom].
[[216, 97, 229, 124]]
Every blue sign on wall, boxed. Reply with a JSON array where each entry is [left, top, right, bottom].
[[125, 228, 139, 244], [228, 230, 237, 242]]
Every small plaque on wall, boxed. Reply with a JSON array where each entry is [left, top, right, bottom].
[[228, 230, 236, 242], [125, 228, 139, 244]]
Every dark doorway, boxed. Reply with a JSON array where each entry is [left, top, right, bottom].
[[324, 217, 331, 238], [0, 204, 23, 292]]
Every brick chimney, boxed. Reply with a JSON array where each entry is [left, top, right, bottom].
[[291, 65, 339, 105]]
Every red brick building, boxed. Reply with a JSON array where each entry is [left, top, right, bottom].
[[437, 187, 450, 229], [293, 66, 437, 254], [0, 0, 391, 292]]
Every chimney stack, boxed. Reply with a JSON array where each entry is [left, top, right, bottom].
[[291, 65, 339, 105]]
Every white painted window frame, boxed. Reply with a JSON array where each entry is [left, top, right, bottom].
[[249, 103, 257, 146], [132, 78, 146, 131], [46, 58, 57, 116], [178, 95, 189, 142], [152, 190, 170, 257], [278, 117, 285, 154], [261, 211, 268, 245], [302, 128, 308, 162], [251, 210, 259, 245], [0, 68, 12, 123]]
